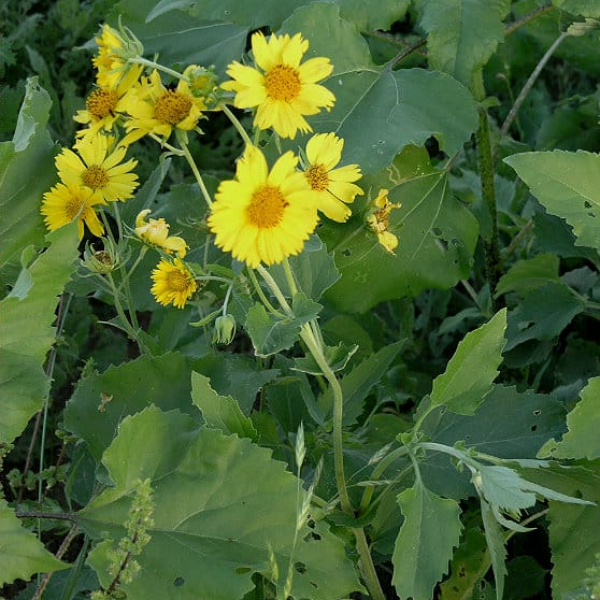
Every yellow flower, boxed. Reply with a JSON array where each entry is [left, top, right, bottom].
[[303, 133, 363, 222], [55, 135, 139, 203], [135, 209, 188, 257], [120, 70, 206, 145], [93, 24, 143, 89], [222, 31, 335, 139], [366, 189, 401, 254], [151, 258, 197, 309], [208, 145, 318, 267], [41, 182, 105, 239], [74, 77, 131, 140]]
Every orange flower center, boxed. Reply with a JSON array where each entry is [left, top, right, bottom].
[[166, 269, 192, 292], [86, 89, 119, 120], [155, 91, 193, 125], [82, 165, 109, 189], [305, 164, 329, 191], [247, 185, 288, 228], [65, 194, 85, 220], [264, 65, 301, 102]]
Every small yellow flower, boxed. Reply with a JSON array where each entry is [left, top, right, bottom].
[[222, 31, 335, 139], [135, 210, 188, 257], [366, 189, 401, 254], [151, 257, 197, 309], [120, 70, 206, 145], [208, 145, 318, 267], [55, 135, 139, 203], [74, 77, 131, 140], [303, 133, 363, 222], [93, 24, 143, 89], [41, 182, 105, 239]]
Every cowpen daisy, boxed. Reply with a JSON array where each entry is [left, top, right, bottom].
[[135, 210, 188, 258], [367, 189, 401, 254], [41, 182, 105, 239], [120, 70, 206, 145], [208, 145, 318, 267], [221, 31, 335, 139], [55, 135, 138, 203], [151, 257, 197, 309], [303, 133, 363, 222]]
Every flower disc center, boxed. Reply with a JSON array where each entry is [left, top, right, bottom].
[[247, 185, 288, 228], [166, 270, 191, 292], [82, 165, 110, 189], [265, 65, 301, 102], [306, 164, 329, 191], [155, 91, 193, 125], [86, 89, 119, 120]]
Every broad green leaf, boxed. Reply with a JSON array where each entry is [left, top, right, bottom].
[[324, 172, 478, 312], [518, 462, 600, 598], [414, 0, 511, 87], [313, 69, 478, 175], [392, 481, 463, 600], [270, 236, 340, 301], [430, 309, 507, 415], [191, 371, 257, 440], [244, 293, 321, 357], [505, 282, 586, 352], [0, 77, 55, 276], [319, 342, 403, 425], [480, 498, 507, 600], [0, 223, 78, 444], [64, 353, 200, 459], [553, 0, 600, 17], [280, 3, 376, 74], [495, 254, 560, 297], [541, 377, 600, 461], [0, 500, 68, 585], [421, 385, 566, 500], [505, 150, 600, 250], [146, 0, 407, 32], [79, 406, 363, 600]]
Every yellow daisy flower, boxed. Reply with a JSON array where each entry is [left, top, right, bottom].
[[93, 24, 143, 89], [74, 78, 131, 140], [151, 257, 197, 309], [208, 145, 318, 267], [120, 70, 206, 145], [41, 182, 105, 239], [366, 189, 401, 254], [303, 133, 363, 222], [55, 135, 139, 203], [221, 31, 335, 139], [135, 210, 188, 257]]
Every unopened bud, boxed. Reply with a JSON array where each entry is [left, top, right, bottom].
[[213, 314, 236, 345]]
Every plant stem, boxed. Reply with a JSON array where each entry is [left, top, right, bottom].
[[221, 104, 253, 147], [353, 527, 386, 600], [473, 73, 502, 304], [176, 134, 213, 207], [128, 56, 186, 82], [505, 3, 554, 36]]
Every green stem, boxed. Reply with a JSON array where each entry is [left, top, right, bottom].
[[282, 257, 298, 296], [128, 56, 186, 82], [176, 133, 213, 207], [353, 528, 386, 600], [247, 267, 284, 317], [256, 265, 294, 316], [473, 72, 502, 304], [221, 104, 253, 147]]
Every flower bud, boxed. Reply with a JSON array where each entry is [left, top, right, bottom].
[[213, 314, 236, 345]]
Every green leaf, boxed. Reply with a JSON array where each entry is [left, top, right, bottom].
[[430, 309, 507, 415], [392, 481, 463, 600], [0, 500, 68, 586], [79, 406, 363, 600], [541, 377, 600, 461], [518, 461, 600, 598], [319, 342, 403, 425], [244, 293, 321, 357], [0, 223, 78, 443], [324, 172, 478, 312], [480, 498, 507, 600], [313, 69, 478, 175], [270, 236, 340, 301], [414, 0, 511, 87], [505, 150, 600, 250], [504, 283, 586, 352], [191, 371, 257, 440], [64, 353, 200, 459], [495, 254, 560, 297], [553, 0, 600, 17], [0, 77, 55, 277]]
